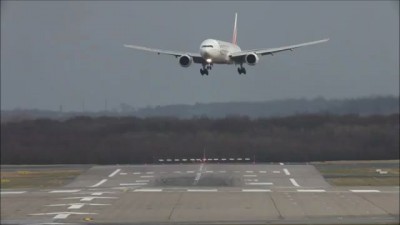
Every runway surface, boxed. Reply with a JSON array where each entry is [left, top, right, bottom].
[[1, 163, 399, 224]]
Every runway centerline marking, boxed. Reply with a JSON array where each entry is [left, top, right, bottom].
[[187, 189, 218, 192], [242, 189, 271, 192], [50, 189, 81, 193], [243, 174, 257, 177], [120, 183, 147, 186], [247, 182, 273, 185], [134, 189, 162, 192], [193, 163, 204, 185], [90, 179, 108, 188], [140, 175, 154, 178], [283, 168, 291, 176], [350, 190, 380, 193], [259, 171, 267, 173], [135, 180, 149, 183], [297, 189, 326, 192], [30, 212, 96, 219], [290, 178, 300, 187], [62, 196, 117, 201], [133, 172, 141, 175], [108, 169, 121, 178], [1, 191, 26, 195], [273, 171, 281, 174]]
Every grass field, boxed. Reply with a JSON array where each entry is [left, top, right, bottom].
[[313, 160, 400, 186], [1, 169, 84, 189]]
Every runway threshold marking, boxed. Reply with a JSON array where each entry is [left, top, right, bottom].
[[290, 178, 301, 187], [108, 169, 121, 177], [50, 190, 81, 193], [297, 189, 326, 192], [1, 191, 26, 195], [242, 189, 271, 192], [90, 179, 108, 187], [350, 190, 380, 193], [283, 168, 291, 175]]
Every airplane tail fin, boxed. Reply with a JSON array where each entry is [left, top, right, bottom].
[[232, 13, 238, 45]]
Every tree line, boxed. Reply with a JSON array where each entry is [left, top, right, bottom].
[[1, 114, 398, 164]]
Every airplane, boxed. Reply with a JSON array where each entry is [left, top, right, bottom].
[[124, 13, 329, 76]]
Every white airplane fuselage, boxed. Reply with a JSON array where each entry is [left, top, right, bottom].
[[199, 39, 241, 64]]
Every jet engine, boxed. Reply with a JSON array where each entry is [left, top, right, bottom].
[[178, 55, 193, 67], [245, 53, 259, 66]]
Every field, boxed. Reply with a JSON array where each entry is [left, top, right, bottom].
[[1, 166, 86, 189], [313, 160, 400, 186]]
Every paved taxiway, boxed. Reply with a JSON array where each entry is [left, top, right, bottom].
[[1, 163, 399, 224]]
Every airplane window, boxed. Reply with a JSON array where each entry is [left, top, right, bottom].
[[201, 45, 213, 48]]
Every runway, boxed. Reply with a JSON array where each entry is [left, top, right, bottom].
[[1, 163, 399, 224]]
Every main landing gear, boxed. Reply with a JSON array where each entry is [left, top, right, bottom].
[[200, 64, 213, 76], [237, 65, 246, 75]]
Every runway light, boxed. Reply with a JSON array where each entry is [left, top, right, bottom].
[[206, 58, 212, 63]]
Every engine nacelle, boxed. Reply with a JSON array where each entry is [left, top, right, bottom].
[[178, 55, 193, 67], [245, 53, 259, 66]]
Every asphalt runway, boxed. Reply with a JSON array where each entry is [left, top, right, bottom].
[[1, 163, 399, 225]]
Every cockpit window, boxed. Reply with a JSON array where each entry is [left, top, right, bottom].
[[201, 45, 213, 48]]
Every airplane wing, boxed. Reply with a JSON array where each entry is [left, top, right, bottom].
[[124, 44, 206, 64], [229, 38, 329, 59]]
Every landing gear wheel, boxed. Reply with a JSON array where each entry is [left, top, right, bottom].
[[242, 68, 246, 74], [237, 67, 242, 75], [205, 69, 209, 75]]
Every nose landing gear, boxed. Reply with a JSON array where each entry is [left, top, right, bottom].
[[200, 64, 212, 76]]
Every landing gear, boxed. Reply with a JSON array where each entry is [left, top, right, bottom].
[[237, 66, 246, 75], [200, 64, 212, 76], [200, 68, 209, 76]]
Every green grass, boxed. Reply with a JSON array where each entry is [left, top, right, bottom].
[[1, 169, 83, 189], [312, 160, 399, 186]]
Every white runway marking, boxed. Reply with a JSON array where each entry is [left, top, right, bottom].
[[283, 168, 291, 176], [297, 189, 326, 192], [134, 189, 162, 192], [140, 175, 154, 178], [63, 196, 117, 201], [243, 174, 257, 177], [245, 158, 251, 161], [135, 180, 149, 183], [290, 178, 300, 187], [46, 203, 108, 209], [186, 171, 195, 173], [246, 171, 254, 173], [242, 189, 271, 192], [146, 172, 154, 174], [259, 171, 267, 173], [273, 171, 281, 174], [229, 158, 235, 161], [187, 189, 218, 192], [120, 183, 147, 186], [193, 163, 204, 185], [350, 190, 380, 193], [279, 162, 285, 165], [30, 212, 96, 219], [221, 158, 227, 161], [174, 171, 182, 174], [90, 179, 108, 187], [133, 172, 141, 175], [247, 182, 273, 185], [1, 191, 26, 195], [90, 192, 114, 196], [108, 169, 121, 178], [244, 179, 259, 182], [50, 190, 80, 193], [205, 170, 214, 173]]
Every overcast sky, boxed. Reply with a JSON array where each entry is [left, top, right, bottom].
[[1, 1, 399, 111]]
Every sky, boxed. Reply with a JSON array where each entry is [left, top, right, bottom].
[[1, 1, 399, 111]]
